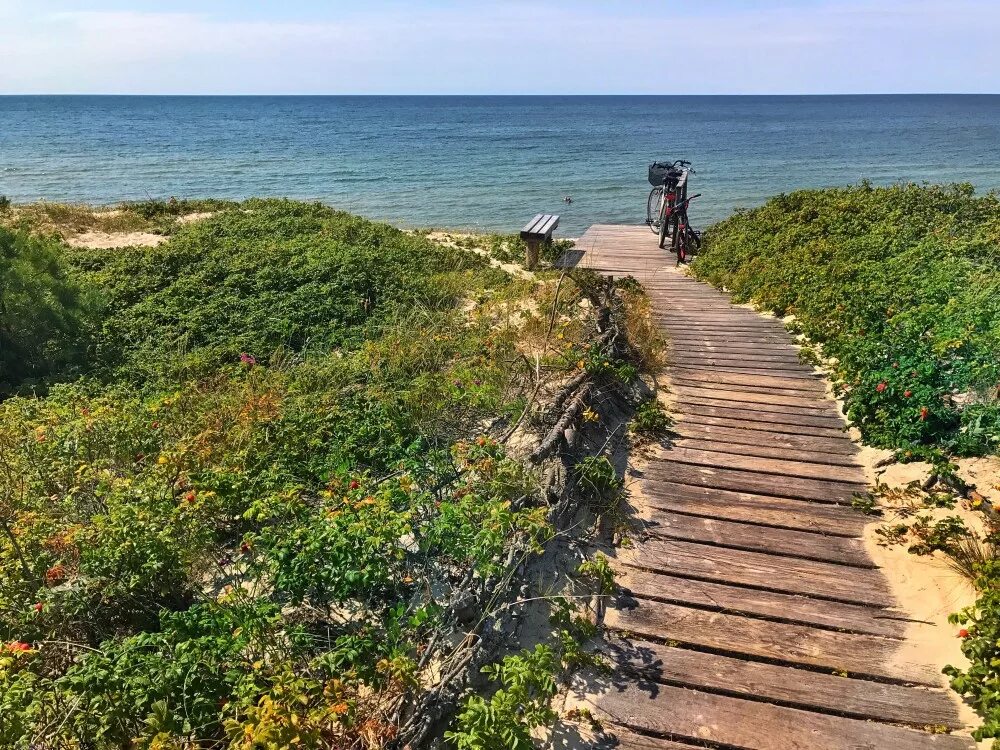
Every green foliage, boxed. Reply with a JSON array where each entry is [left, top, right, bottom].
[[573, 456, 623, 514], [0, 201, 564, 749], [695, 183, 1000, 456], [0, 196, 10, 212], [68, 199, 501, 384], [575, 554, 617, 597], [946, 562, 1000, 744], [446, 645, 558, 750], [0, 227, 90, 394], [630, 398, 672, 440]]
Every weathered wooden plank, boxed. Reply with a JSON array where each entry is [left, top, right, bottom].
[[671, 422, 858, 455], [636, 481, 866, 536], [670, 367, 825, 389], [613, 568, 904, 637], [521, 213, 544, 234], [611, 537, 894, 606], [674, 437, 859, 467], [601, 638, 962, 728], [643, 461, 866, 504], [603, 599, 938, 684], [673, 412, 849, 438], [672, 363, 821, 380], [670, 358, 816, 376], [676, 385, 833, 409], [670, 374, 827, 397], [641, 512, 871, 567], [654, 446, 864, 484], [674, 401, 846, 429], [565, 727, 700, 750], [679, 394, 840, 419], [577, 680, 975, 749], [672, 346, 804, 360], [666, 334, 798, 346]]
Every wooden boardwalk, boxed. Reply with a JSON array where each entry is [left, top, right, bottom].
[[558, 226, 973, 749]]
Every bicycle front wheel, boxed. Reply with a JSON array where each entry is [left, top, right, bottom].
[[647, 187, 663, 232]]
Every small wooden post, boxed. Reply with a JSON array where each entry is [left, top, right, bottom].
[[525, 239, 540, 270]]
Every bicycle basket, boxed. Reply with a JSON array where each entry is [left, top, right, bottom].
[[648, 162, 683, 187]]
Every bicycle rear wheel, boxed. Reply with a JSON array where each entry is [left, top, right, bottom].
[[646, 187, 663, 232], [658, 210, 670, 249], [677, 226, 700, 265]]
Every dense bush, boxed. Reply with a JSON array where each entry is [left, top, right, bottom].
[[0, 201, 580, 748], [695, 183, 1000, 456], [70, 199, 502, 384], [0, 227, 90, 395]]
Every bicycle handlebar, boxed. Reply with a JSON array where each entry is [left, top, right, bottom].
[[676, 193, 702, 209]]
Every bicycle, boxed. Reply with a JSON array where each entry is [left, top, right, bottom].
[[646, 160, 694, 254], [670, 193, 702, 265]]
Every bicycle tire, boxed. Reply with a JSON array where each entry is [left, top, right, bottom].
[[658, 210, 669, 249], [688, 229, 702, 255], [677, 226, 699, 265], [647, 187, 663, 232]]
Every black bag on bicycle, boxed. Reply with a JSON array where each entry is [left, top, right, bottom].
[[648, 162, 682, 187]]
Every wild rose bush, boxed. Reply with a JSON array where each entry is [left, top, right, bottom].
[[695, 183, 1000, 457], [0, 203, 568, 748]]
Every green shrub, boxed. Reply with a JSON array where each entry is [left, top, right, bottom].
[[630, 398, 672, 440], [446, 645, 558, 750], [70, 199, 501, 385], [946, 562, 1000, 743], [0, 227, 90, 394], [695, 183, 1000, 456], [0, 201, 566, 748]]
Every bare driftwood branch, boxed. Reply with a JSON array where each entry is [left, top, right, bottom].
[[529, 383, 591, 464]]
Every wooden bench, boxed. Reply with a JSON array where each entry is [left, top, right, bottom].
[[520, 213, 560, 270]]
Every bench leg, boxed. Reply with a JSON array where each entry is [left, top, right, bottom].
[[525, 239, 540, 270]]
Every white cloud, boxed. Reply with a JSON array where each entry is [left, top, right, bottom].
[[0, 1, 997, 93]]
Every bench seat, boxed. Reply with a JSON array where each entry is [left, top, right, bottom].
[[520, 213, 560, 269]]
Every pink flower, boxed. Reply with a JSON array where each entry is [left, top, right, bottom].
[[240, 353, 256, 366], [876, 382, 887, 393], [904, 390, 912, 398]]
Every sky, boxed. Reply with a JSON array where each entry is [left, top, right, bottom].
[[0, 0, 997, 95]]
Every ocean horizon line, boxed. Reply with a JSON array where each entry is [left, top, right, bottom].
[[3, 92, 1000, 98]]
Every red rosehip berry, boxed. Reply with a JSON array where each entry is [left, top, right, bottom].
[[958, 629, 970, 638], [876, 382, 887, 393], [240, 541, 251, 554], [920, 407, 929, 421], [349, 479, 360, 490], [904, 390, 912, 398], [33, 602, 43, 613]]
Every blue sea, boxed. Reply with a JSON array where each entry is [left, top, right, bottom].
[[2, 95, 999, 235]]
